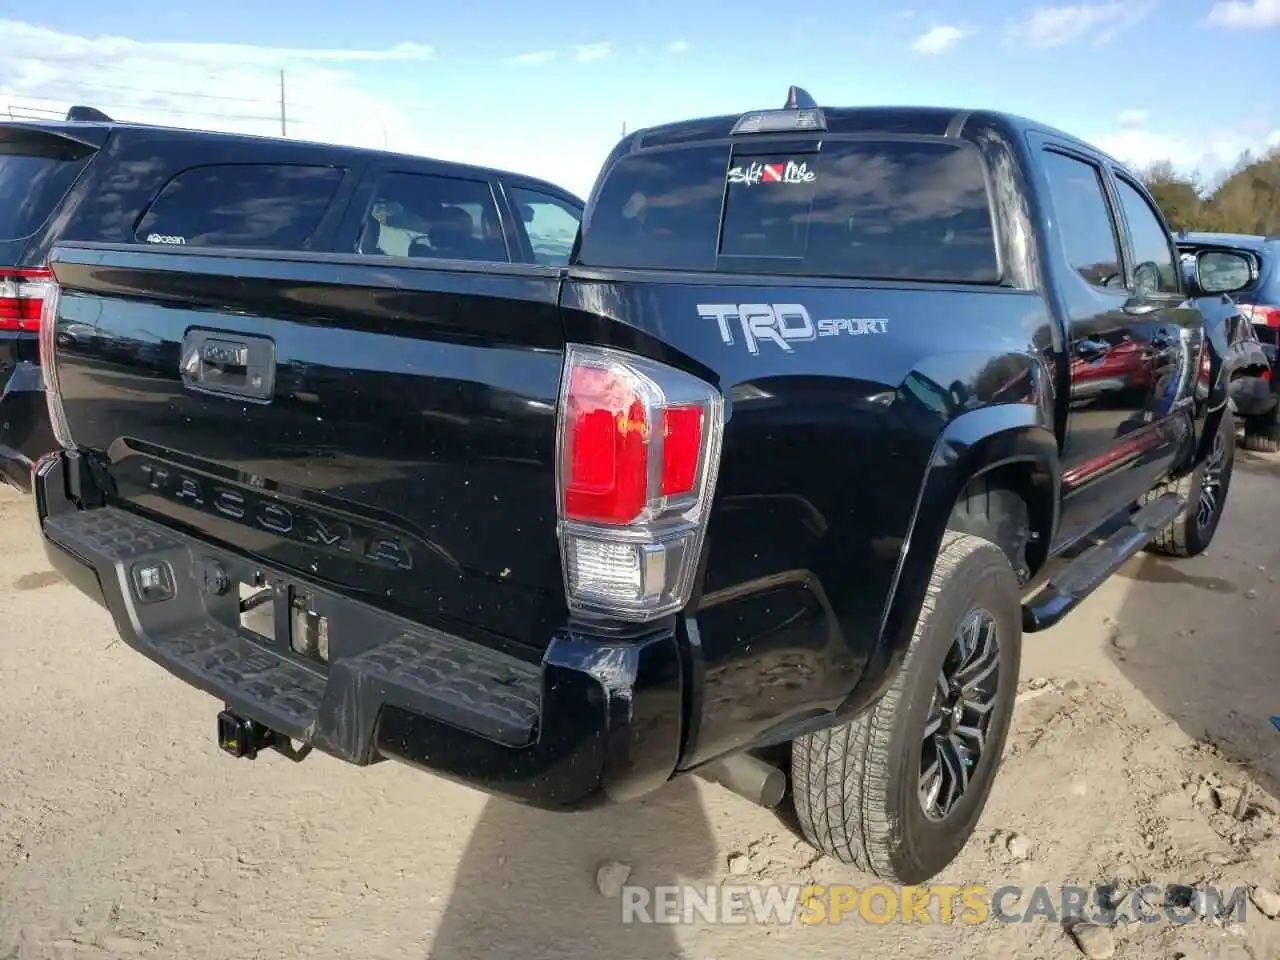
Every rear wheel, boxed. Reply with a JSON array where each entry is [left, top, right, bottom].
[[1143, 410, 1235, 558], [790, 532, 1021, 884], [1242, 401, 1280, 453]]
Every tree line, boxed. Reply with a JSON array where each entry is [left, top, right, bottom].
[[1138, 145, 1279, 236]]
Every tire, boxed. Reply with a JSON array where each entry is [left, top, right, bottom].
[[1143, 410, 1235, 558], [1242, 401, 1280, 453], [790, 532, 1022, 884]]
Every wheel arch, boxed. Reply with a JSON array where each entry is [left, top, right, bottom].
[[837, 403, 1059, 718]]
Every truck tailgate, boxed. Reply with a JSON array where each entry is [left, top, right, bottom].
[[45, 245, 568, 656]]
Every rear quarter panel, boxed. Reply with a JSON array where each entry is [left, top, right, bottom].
[[560, 274, 1059, 766]]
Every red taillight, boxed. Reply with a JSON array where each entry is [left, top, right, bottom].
[[0, 268, 52, 332], [1241, 304, 1280, 328], [556, 344, 724, 621], [563, 366, 651, 524], [661, 406, 704, 497]]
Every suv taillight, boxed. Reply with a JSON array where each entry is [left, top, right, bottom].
[[37, 280, 74, 449], [555, 344, 724, 622], [1241, 304, 1280, 328], [0, 268, 52, 332]]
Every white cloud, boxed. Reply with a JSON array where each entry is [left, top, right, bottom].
[[1117, 108, 1149, 129], [509, 50, 556, 65], [910, 25, 974, 54], [2, 19, 433, 65], [666, 40, 691, 54], [1093, 127, 1280, 176], [1007, 2, 1154, 49], [0, 19, 620, 199], [1207, 0, 1280, 26], [572, 42, 613, 63], [0, 20, 433, 152]]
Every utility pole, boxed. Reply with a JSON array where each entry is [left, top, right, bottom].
[[621, 121, 627, 137], [279, 69, 287, 137]]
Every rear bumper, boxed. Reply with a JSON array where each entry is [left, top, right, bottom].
[[0, 361, 54, 493], [33, 452, 684, 810]]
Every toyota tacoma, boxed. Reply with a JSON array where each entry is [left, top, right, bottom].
[[30, 89, 1255, 884]]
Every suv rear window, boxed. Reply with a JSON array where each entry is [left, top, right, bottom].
[[577, 139, 999, 282], [0, 130, 96, 242], [357, 172, 509, 263], [134, 163, 345, 249]]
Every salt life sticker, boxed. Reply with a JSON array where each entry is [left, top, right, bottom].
[[727, 160, 816, 186]]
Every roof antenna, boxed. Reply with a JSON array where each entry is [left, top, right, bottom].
[[784, 86, 817, 110], [66, 105, 112, 122]]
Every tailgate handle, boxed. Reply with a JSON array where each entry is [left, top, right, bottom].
[[181, 330, 275, 402], [200, 340, 249, 370]]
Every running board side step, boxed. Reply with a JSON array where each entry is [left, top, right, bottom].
[[1022, 492, 1185, 632]]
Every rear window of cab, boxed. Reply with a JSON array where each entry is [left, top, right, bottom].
[[133, 163, 346, 250], [576, 138, 1000, 283]]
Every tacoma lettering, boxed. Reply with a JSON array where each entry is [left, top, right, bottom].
[[129, 460, 411, 571]]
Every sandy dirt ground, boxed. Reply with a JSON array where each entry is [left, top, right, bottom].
[[2, 453, 1279, 960]]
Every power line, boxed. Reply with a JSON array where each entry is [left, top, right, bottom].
[[7, 75, 275, 105], [0, 53, 296, 82], [2, 94, 287, 125], [6, 105, 63, 121], [0, 59, 443, 117], [2, 63, 628, 135]]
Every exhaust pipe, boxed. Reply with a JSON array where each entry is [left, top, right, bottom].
[[695, 753, 787, 809]]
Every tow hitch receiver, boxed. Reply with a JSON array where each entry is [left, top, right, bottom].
[[217, 710, 276, 759]]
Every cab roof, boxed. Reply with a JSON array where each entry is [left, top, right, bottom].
[[623, 88, 1127, 172]]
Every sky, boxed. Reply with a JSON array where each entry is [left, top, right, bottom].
[[1, 0, 1277, 200]]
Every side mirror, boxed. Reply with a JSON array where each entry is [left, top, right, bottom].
[[1134, 261, 1164, 296], [1195, 248, 1256, 296]]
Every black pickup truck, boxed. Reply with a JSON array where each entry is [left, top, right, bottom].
[[31, 89, 1257, 885]]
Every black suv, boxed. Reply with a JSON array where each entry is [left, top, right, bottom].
[[0, 109, 584, 490]]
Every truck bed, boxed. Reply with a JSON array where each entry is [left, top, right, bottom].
[[37, 240, 1054, 802]]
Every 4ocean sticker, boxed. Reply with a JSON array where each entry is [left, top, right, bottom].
[[726, 160, 817, 186]]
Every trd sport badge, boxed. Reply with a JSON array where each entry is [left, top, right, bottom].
[[697, 303, 888, 355]]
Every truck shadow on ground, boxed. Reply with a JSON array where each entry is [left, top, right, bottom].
[[426, 777, 719, 960], [1109, 456, 1280, 805]]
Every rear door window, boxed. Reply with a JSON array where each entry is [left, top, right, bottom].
[[358, 172, 509, 263], [577, 139, 1000, 282], [134, 163, 345, 249], [1112, 175, 1178, 295], [0, 129, 96, 241], [507, 186, 581, 266], [1038, 151, 1124, 289]]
